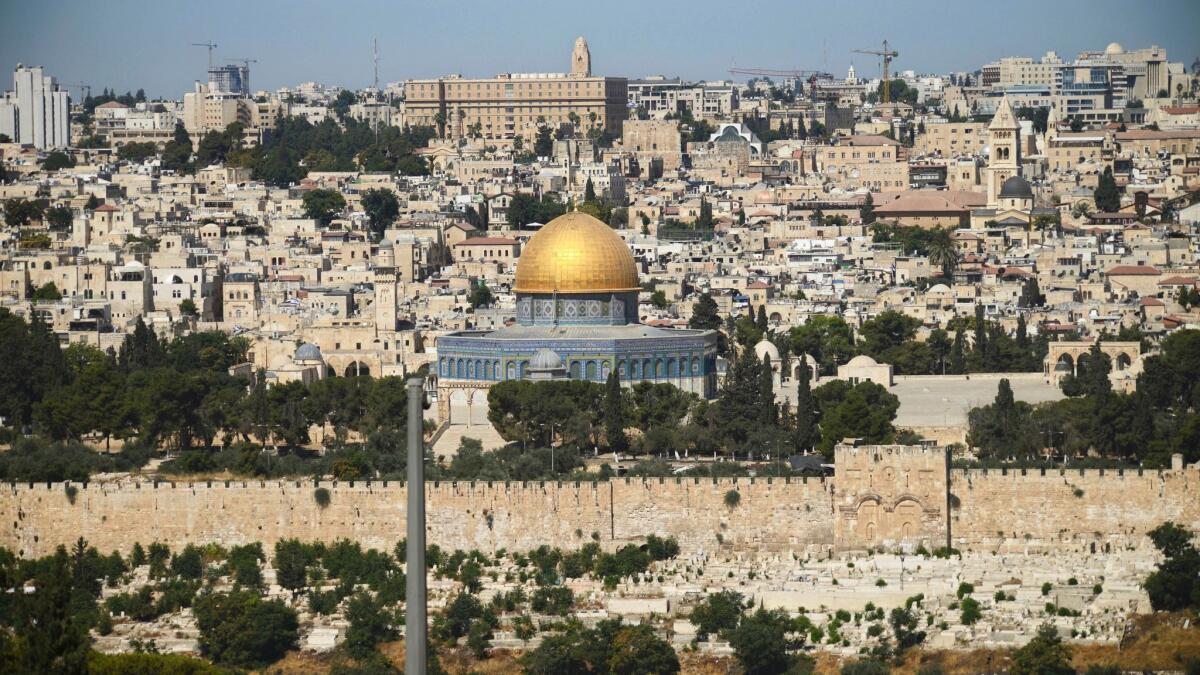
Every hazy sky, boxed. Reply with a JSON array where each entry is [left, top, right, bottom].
[[1, 0, 1197, 98]]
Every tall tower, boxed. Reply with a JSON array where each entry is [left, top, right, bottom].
[[986, 96, 1021, 207], [571, 37, 591, 77], [374, 239, 398, 334]]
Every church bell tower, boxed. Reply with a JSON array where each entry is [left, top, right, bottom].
[[986, 96, 1021, 207]]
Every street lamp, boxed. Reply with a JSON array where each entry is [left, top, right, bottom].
[[405, 376, 427, 675]]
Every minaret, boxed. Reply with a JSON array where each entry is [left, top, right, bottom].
[[571, 37, 591, 77], [986, 96, 1021, 207], [374, 239, 398, 334]]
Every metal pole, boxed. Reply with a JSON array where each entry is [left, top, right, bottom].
[[405, 375, 427, 675]]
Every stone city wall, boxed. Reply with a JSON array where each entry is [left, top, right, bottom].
[[2, 456, 1197, 559], [950, 466, 1200, 551], [0, 477, 834, 559]]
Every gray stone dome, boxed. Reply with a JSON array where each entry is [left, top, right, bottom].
[[295, 342, 323, 362], [529, 348, 564, 370], [377, 237, 393, 249], [999, 175, 1033, 200]]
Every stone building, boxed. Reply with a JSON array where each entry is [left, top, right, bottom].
[[403, 37, 627, 145]]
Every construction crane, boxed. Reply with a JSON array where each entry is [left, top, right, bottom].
[[853, 39, 899, 104], [192, 41, 218, 71], [728, 67, 834, 101], [61, 82, 92, 102]]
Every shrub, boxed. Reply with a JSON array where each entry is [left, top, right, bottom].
[[193, 590, 299, 668], [728, 608, 801, 675], [88, 652, 225, 674], [956, 582, 975, 598], [437, 593, 483, 640], [513, 614, 536, 641], [875, 578, 887, 587], [308, 589, 339, 615], [64, 483, 78, 505], [1041, 582, 1052, 596], [344, 592, 398, 659], [690, 590, 745, 639], [960, 597, 982, 625], [467, 618, 494, 659], [530, 586, 574, 615], [314, 487, 331, 508], [724, 489, 741, 508]]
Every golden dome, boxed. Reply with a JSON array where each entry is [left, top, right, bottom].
[[514, 211, 640, 294]]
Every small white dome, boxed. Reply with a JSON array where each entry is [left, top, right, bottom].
[[753, 339, 780, 363], [530, 348, 564, 370], [1105, 42, 1125, 55], [846, 354, 879, 367]]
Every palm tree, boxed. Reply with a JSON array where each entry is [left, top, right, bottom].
[[927, 229, 960, 279]]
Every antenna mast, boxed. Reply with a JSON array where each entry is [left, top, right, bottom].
[[373, 38, 379, 92]]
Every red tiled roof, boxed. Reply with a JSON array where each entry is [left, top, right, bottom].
[[1106, 265, 1160, 276], [1139, 297, 1165, 307], [92, 204, 118, 212], [874, 192, 970, 214], [747, 281, 772, 289], [1158, 276, 1197, 286]]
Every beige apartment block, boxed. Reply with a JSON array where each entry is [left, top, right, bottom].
[[403, 38, 627, 144], [916, 121, 989, 157], [812, 135, 909, 190]]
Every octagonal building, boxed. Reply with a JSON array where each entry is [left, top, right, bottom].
[[436, 211, 719, 424]]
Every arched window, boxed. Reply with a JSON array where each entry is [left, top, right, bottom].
[[586, 361, 597, 380], [643, 358, 653, 379], [656, 359, 666, 378], [506, 362, 516, 380], [570, 361, 581, 379]]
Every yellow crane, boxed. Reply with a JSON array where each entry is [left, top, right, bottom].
[[853, 40, 899, 104]]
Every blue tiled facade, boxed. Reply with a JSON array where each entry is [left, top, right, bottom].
[[438, 290, 719, 397]]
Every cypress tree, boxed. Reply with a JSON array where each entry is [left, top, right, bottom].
[[759, 354, 776, 426], [755, 305, 769, 333], [971, 305, 988, 371], [604, 371, 628, 455], [794, 358, 817, 452], [1093, 166, 1121, 213], [949, 327, 966, 374], [860, 192, 876, 225]]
